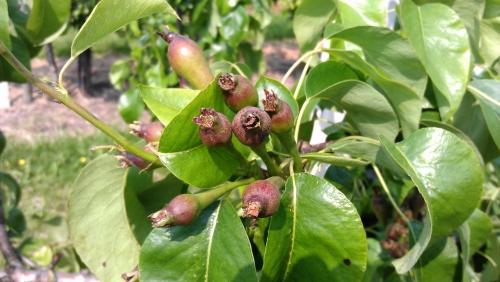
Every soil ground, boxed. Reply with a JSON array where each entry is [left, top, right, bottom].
[[0, 42, 300, 140]]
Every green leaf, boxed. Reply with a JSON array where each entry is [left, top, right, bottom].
[[0, 0, 10, 50], [399, 0, 471, 120], [158, 79, 240, 188], [71, 0, 177, 57], [479, 17, 500, 66], [305, 61, 359, 96], [118, 88, 145, 123], [261, 173, 367, 281], [323, 26, 427, 138], [68, 154, 141, 282], [139, 85, 197, 127], [139, 200, 258, 282], [109, 60, 131, 90], [420, 119, 484, 170], [293, 0, 337, 53], [0, 36, 30, 83], [324, 165, 354, 197], [123, 167, 153, 245], [308, 80, 399, 141], [468, 80, 500, 150], [145, 64, 168, 88], [0, 172, 21, 208], [18, 238, 53, 267], [362, 238, 389, 282], [26, 0, 71, 45], [453, 92, 500, 163], [301, 152, 370, 167], [219, 5, 250, 48], [412, 233, 462, 281], [255, 75, 299, 120], [457, 209, 492, 281], [379, 128, 483, 273], [326, 27, 428, 98], [210, 61, 252, 80], [337, 0, 387, 28]]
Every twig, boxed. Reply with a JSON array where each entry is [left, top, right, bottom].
[[298, 140, 335, 154], [0, 40, 161, 166], [1, 268, 100, 282], [0, 194, 22, 269]]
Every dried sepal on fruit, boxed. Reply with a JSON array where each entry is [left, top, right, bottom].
[[242, 177, 284, 218], [218, 73, 259, 112], [193, 108, 232, 147], [148, 194, 201, 228], [262, 89, 294, 134], [232, 106, 272, 147]]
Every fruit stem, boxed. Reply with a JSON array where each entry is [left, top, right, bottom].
[[196, 178, 255, 210], [270, 133, 284, 164], [250, 143, 280, 177], [0, 40, 162, 166], [276, 130, 303, 172]]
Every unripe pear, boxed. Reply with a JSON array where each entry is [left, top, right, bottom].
[[218, 73, 259, 112], [193, 108, 232, 147], [242, 178, 283, 218], [262, 89, 294, 134], [232, 106, 272, 147], [148, 194, 201, 228], [156, 29, 214, 90], [129, 121, 164, 143]]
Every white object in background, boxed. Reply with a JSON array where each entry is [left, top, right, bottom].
[[387, 0, 399, 30], [0, 82, 10, 109]]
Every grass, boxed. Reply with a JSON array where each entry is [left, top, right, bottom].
[[0, 130, 139, 242]]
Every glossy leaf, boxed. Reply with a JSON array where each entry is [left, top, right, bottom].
[[158, 79, 240, 188], [323, 46, 422, 138], [399, 0, 471, 120], [68, 154, 141, 282], [412, 235, 462, 281], [139, 200, 258, 282], [338, 0, 386, 28], [305, 61, 359, 97], [293, 0, 337, 53], [457, 209, 492, 281], [326, 27, 427, 98], [0, 0, 10, 49], [468, 80, 500, 150], [323, 26, 427, 138], [0, 36, 31, 83], [71, 0, 177, 57], [380, 128, 483, 273], [479, 17, 500, 66], [301, 152, 370, 167], [255, 75, 299, 120], [420, 119, 484, 169], [453, 92, 500, 163], [308, 80, 399, 141], [118, 88, 144, 124], [139, 85, 197, 127], [26, 0, 71, 45], [219, 5, 250, 48], [261, 173, 367, 281]]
